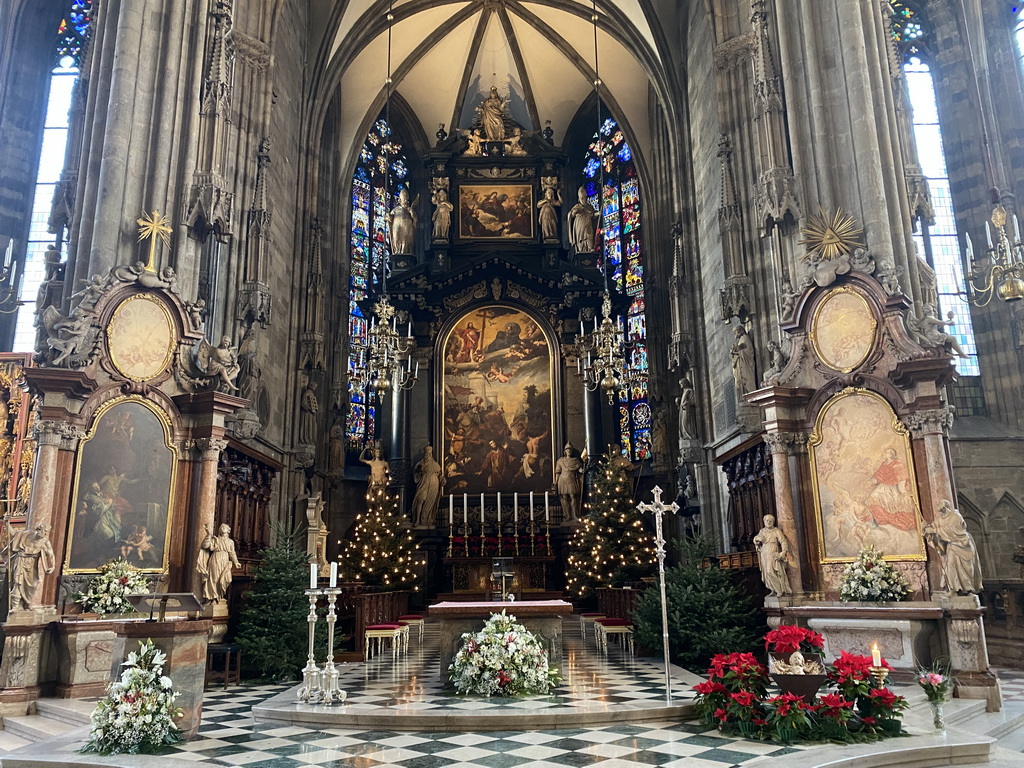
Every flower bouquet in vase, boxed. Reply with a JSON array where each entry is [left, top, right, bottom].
[[916, 659, 954, 734], [765, 626, 826, 703]]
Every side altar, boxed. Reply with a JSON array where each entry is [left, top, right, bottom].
[[428, 599, 571, 686]]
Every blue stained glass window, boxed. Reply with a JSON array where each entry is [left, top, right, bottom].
[[582, 115, 650, 461], [346, 116, 409, 445]]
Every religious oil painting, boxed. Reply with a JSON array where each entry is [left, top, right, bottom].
[[809, 389, 925, 562], [811, 287, 877, 373], [458, 184, 534, 239], [106, 294, 176, 381], [66, 398, 176, 572], [440, 305, 554, 496]]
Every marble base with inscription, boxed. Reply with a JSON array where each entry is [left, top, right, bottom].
[[806, 616, 936, 670]]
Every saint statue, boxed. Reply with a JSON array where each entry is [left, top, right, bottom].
[[753, 514, 792, 596], [236, 325, 261, 403], [730, 325, 756, 398], [411, 445, 444, 527], [359, 442, 390, 489], [925, 500, 984, 594], [328, 424, 344, 472], [554, 443, 585, 521], [677, 376, 697, 445], [196, 523, 241, 604], [7, 521, 55, 612], [480, 86, 507, 141], [567, 187, 598, 254], [537, 185, 562, 241], [298, 381, 319, 445], [431, 187, 454, 240], [387, 188, 417, 255]]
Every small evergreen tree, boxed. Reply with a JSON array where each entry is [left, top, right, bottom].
[[565, 452, 656, 598], [340, 483, 425, 590], [235, 543, 312, 681], [632, 537, 762, 671]]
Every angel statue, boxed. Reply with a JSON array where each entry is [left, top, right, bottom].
[[388, 188, 419, 255], [40, 307, 92, 366], [196, 335, 241, 391], [907, 303, 969, 358]]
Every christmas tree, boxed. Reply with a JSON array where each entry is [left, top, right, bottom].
[[340, 481, 425, 590], [565, 451, 656, 598]]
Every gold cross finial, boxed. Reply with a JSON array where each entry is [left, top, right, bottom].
[[136, 210, 172, 273]]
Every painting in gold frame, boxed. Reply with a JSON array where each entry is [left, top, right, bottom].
[[439, 305, 555, 496], [808, 388, 926, 562], [106, 294, 177, 382], [458, 184, 534, 239], [810, 287, 877, 373], [65, 397, 177, 572]]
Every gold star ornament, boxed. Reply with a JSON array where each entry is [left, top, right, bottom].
[[799, 207, 864, 262], [137, 209, 172, 273]]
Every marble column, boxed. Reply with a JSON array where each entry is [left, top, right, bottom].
[[763, 431, 805, 595], [189, 437, 227, 600], [25, 421, 64, 533], [904, 406, 957, 516]]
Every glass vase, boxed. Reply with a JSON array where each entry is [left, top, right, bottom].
[[930, 699, 945, 735]]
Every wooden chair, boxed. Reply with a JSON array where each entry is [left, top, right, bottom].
[[364, 623, 403, 660], [397, 614, 425, 643], [594, 618, 634, 655], [578, 612, 605, 641]]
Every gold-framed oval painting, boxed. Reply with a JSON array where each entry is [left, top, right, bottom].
[[811, 287, 876, 373], [107, 294, 176, 381]]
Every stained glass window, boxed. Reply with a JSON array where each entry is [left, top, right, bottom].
[[582, 116, 650, 461], [1015, 7, 1024, 63], [346, 117, 409, 446], [892, 3, 980, 376], [13, 1, 93, 352]]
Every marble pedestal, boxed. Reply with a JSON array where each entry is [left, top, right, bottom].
[[54, 618, 121, 698], [428, 600, 570, 687], [112, 619, 211, 738], [0, 607, 57, 716]]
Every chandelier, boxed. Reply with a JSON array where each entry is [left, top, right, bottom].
[[576, 293, 637, 402], [361, 296, 417, 395], [965, 205, 1024, 305]]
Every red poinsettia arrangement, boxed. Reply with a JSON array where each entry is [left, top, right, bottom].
[[764, 625, 825, 655], [828, 650, 891, 700]]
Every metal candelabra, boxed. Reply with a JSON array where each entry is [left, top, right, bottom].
[[638, 486, 679, 705], [298, 589, 324, 703], [321, 588, 346, 704]]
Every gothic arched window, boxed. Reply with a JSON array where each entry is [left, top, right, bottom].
[[12, 1, 92, 352], [892, 3, 981, 378], [346, 117, 409, 446], [583, 116, 650, 461], [1014, 7, 1024, 64]]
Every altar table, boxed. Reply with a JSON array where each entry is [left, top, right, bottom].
[[428, 600, 572, 686]]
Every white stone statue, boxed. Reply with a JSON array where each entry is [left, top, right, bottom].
[[914, 304, 969, 358], [411, 445, 444, 527], [431, 187, 454, 240], [197, 335, 241, 391], [677, 376, 697, 444], [769, 650, 824, 675], [196, 523, 241, 604], [753, 514, 792, 596], [925, 500, 984, 594], [480, 86, 507, 141], [730, 325, 756, 397], [387, 188, 417, 255], [6, 521, 55, 612], [554, 443, 585, 521], [359, 442, 390, 489], [567, 187, 598, 254], [537, 185, 562, 241]]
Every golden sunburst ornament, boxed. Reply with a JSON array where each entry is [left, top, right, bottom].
[[136, 209, 172, 272], [799, 207, 864, 262]]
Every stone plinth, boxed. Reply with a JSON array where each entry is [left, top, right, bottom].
[[112, 619, 211, 738], [428, 600, 570, 687], [54, 618, 120, 698], [202, 603, 230, 644], [0, 608, 57, 717]]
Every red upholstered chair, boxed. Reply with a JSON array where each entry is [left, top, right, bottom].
[[397, 614, 425, 643], [578, 612, 606, 641], [364, 623, 404, 659], [594, 617, 634, 655]]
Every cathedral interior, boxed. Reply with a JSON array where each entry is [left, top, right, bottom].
[[2, 0, 1024, 764]]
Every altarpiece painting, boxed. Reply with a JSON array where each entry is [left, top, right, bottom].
[[809, 388, 925, 562], [66, 397, 176, 572], [441, 305, 554, 496], [458, 185, 533, 239]]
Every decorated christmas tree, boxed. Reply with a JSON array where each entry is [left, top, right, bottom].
[[565, 451, 656, 598], [340, 481, 425, 590]]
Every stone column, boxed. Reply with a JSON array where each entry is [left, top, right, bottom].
[[763, 431, 805, 595], [189, 437, 227, 601], [25, 421, 64, 534], [904, 407, 956, 516]]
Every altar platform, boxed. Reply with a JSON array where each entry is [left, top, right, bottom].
[[252, 617, 697, 731]]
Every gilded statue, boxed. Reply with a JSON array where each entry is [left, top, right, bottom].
[[753, 514, 792, 596], [925, 500, 984, 594], [411, 445, 444, 527], [554, 443, 585, 521], [196, 523, 241, 604], [567, 186, 598, 254], [6, 520, 55, 612]]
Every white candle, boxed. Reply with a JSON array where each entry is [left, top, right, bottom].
[[985, 221, 993, 249], [309, 563, 318, 590], [544, 491, 550, 521], [871, 642, 881, 667], [1015, 214, 1022, 244], [514, 492, 519, 524], [481, 493, 485, 525], [449, 495, 454, 527], [529, 491, 535, 521], [497, 492, 502, 524], [329, 561, 338, 588], [463, 493, 468, 525]]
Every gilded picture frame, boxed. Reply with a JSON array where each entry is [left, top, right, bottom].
[[808, 387, 926, 563], [65, 396, 178, 573], [809, 287, 877, 374], [106, 294, 177, 382], [458, 184, 534, 239]]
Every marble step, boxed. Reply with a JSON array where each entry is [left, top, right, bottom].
[[33, 699, 94, 728], [0, 730, 32, 755], [2, 714, 76, 743]]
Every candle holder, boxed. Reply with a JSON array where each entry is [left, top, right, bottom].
[[868, 665, 889, 689], [528, 519, 537, 555], [448, 521, 454, 557], [545, 520, 551, 556], [514, 521, 520, 556], [320, 587, 346, 705], [461, 521, 470, 557], [298, 589, 324, 703]]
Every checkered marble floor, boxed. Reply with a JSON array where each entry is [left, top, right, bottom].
[[996, 668, 1024, 703]]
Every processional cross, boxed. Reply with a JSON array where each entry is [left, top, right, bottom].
[[637, 485, 679, 704], [136, 210, 172, 273]]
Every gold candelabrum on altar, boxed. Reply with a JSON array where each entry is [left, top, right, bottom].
[[575, 293, 638, 403], [966, 205, 1024, 305], [446, 492, 552, 558]]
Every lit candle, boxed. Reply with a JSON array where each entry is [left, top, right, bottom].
[[514, 492, 519, 524], [529, 491, 535, 521], [329, 561, 338, 588], [965, 231, 975, 264], [309, 563, 318, 590], [1015, 214, 1021, 244], [544, 491, 550, 522], [481, 493, 485, 525], [449, 495, 454, 527], [871, 642, 881, 667], [497, 492, 502, 524]]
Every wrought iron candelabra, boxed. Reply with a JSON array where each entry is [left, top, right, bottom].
[[298, 589, 324, 703]]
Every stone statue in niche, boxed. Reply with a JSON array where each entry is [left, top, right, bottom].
[[327, 423, 344, 472], [387, 188, 418, 255], [6, 520, 55, 612], [567, 187, 599, 254], [235, 325, 261, 403], [359, 442, 390, 489], [411, 445, 444, 527], [298, 381, 319, 445], [925, 500, 984, 594], [730, 325, 757, 397], [677, 376, 697, 444], [196, 523, 241, 604], [196, 335, 241, 391], [753, 514, 792, 597], [431, 186, 454, 241], [908, 303, 969, 358], [537, 178, 562, 242], [554, 443, 585, 521], [651, 414, 669, 460]]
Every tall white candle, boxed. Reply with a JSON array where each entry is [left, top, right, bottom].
[[481, 493, 485, 525], [463, 493, 468, 525], [309, 563, 318, 590], [514, 492, 519, 524], [545, 491, 550, 521], [329, 561, 338, 588], [449, 495, 454, 527], [529, 491, 535, 521], [497, 492, 502, 524]]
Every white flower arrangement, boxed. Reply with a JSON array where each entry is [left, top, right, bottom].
[[839, 546, 911, 603], [74, 558, 149, 615], [81, 639, 183, 755], [448, 611, 561, 697]]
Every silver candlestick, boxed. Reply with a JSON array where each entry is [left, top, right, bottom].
[[321, 587, 347, 704], [638, 486, 679, 705], [298, 589, 324, 703]]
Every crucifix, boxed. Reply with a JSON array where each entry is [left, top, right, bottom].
[[136, 209, 172, 273], [638, 485, 679, 705]]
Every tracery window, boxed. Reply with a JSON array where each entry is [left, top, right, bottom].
[[1014, 7, 1024, 64], [12, 1, 93, 352], [892, 2, 981, 377], [346, 117, 409, 446], [583, 116, 650, 462]]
